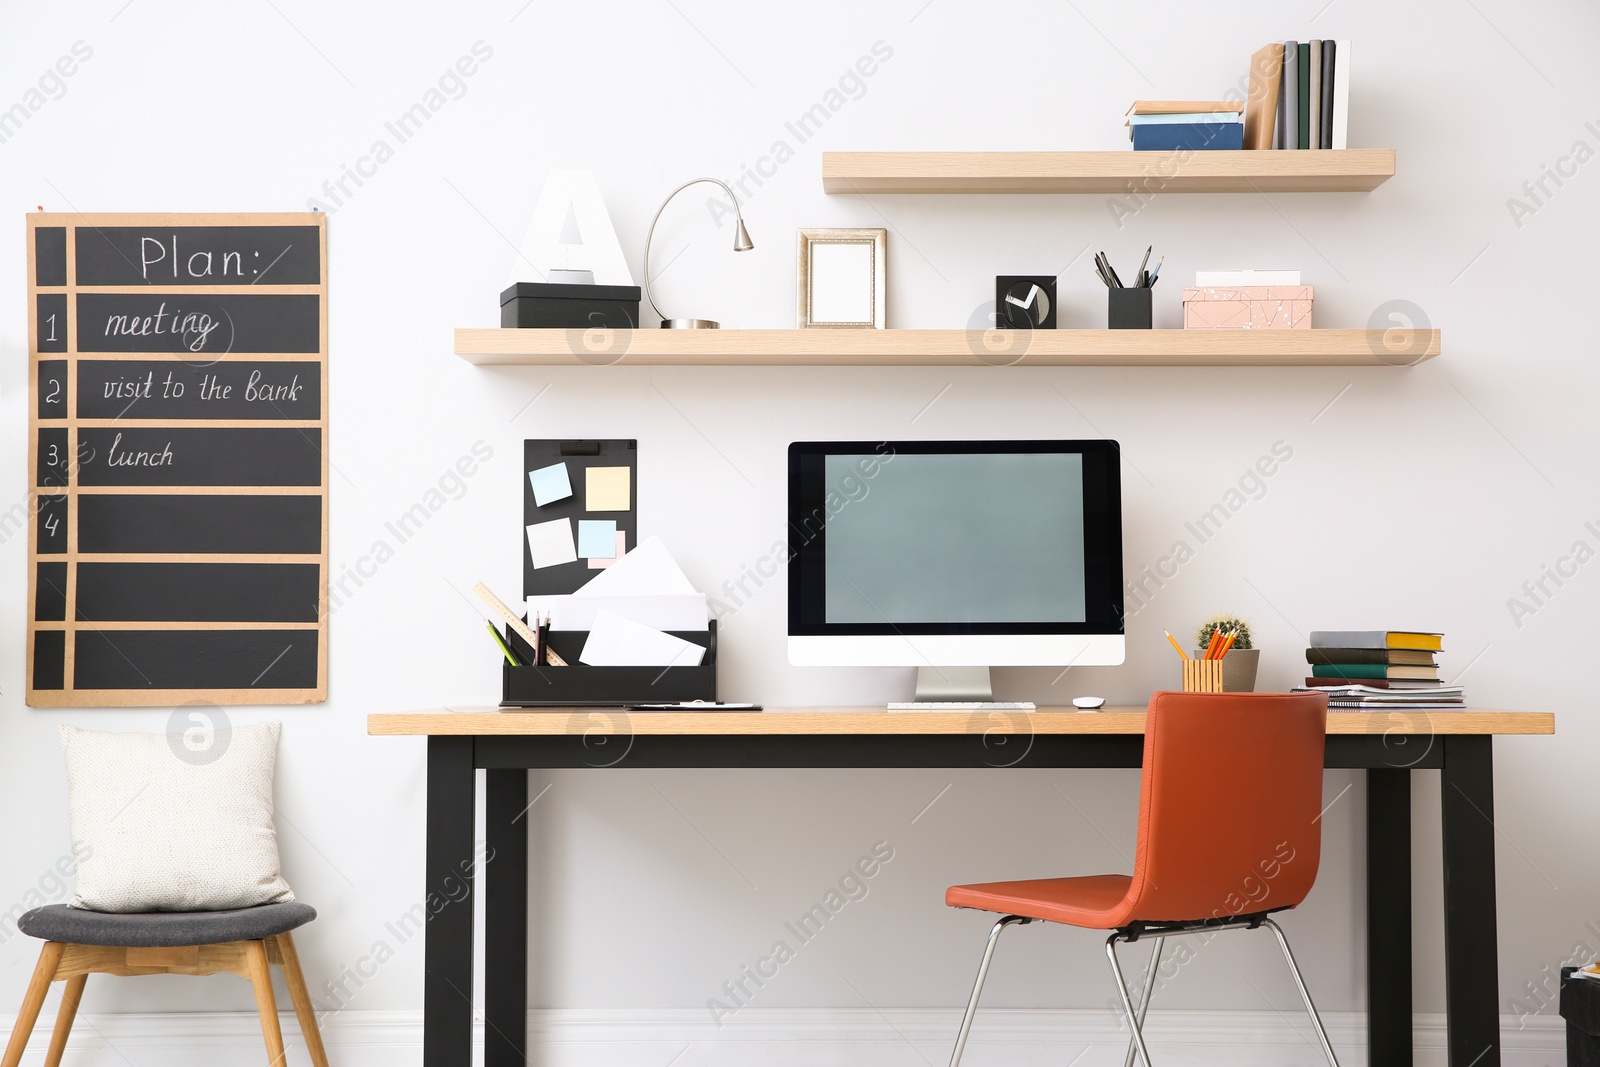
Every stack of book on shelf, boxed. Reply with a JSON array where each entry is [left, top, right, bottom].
[[1240, 40, 1351, 150], [1294, 630, 1464, 710], [1125, 101, 1243, 151]]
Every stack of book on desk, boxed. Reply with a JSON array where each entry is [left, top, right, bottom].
[[1295, 630, 1464, 710], [1125, 101, 1243, 151]]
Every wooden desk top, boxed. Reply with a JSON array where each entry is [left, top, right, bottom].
[[368, 707, 1554, 737]]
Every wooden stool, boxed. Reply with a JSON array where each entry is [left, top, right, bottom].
[[1, 902, 328, 1067]]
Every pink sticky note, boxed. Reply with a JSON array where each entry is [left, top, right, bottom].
[[588, 530, 629, 569]]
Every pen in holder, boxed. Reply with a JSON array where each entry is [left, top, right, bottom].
[[1109, 287, 1153, 329], [1182, 658, 1225, 693]]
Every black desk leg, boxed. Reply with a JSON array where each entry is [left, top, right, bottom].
[[1367, 769, 1412, 1067], [485, 770, 529, 1067], [425, 737, 476, 1067], [1441, 736, 1500, 1067]]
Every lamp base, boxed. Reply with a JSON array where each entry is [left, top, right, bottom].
[[659, 318, 720, 329]]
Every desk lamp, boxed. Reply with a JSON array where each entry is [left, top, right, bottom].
[[641, 178, 754, 329]]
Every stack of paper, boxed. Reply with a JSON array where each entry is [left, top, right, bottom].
[[527, 536, 710, 666], [1293, 684, 1464, 710]]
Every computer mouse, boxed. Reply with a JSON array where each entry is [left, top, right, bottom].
[[1073, 696, 1106, 711]]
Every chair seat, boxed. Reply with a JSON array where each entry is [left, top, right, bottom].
[[17, 902, 317, 948], [946, 875, 1134, 929]]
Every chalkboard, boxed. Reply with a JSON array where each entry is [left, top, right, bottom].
[[26, 212, 328, 707]]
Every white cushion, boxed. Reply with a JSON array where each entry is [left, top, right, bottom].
[[60, 722, 295, 913]]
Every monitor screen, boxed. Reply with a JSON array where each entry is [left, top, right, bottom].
[[788, 441, 1124, 640], [822, 452, 1086, 624]]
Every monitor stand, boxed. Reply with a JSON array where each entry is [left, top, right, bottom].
[[886, 666, 1034, 710], [887, 667, 1034, 710], [914, 666, 993, 702]]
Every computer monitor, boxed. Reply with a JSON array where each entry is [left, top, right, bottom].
[[787, 440, 1125, 702]]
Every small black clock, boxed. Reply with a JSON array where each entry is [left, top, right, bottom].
[[995, 275, 1057, 329]]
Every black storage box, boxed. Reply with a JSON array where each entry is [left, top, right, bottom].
[[500, 620, 717, 707], [500, 282, 641, 329], [1564, 966, 1600, 1065]]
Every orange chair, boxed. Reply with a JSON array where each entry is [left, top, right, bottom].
[[944, 691, 1339, 1067]]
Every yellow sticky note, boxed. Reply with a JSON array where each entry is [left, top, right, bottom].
[[586, 466, 631, 511]]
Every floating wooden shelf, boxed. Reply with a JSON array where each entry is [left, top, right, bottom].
[[821, 150, 1396, 194], [454, 327, 1439, 367]]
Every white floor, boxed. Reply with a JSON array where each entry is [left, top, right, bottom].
[[0, 1008, 1570, 1067]]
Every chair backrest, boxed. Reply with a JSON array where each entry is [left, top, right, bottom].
[[1123, 690, 1329, 924]]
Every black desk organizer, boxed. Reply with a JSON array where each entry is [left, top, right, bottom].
[[500, 620, 717, 707], [1564, 966, 1600, 1065]]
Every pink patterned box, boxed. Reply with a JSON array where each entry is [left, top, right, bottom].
[[1182, 285, 1313, 329]]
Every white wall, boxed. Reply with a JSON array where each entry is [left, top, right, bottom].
[[1, 0, 1596, 1048]]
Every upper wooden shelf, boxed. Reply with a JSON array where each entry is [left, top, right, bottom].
[[455, 328, 1439, 367], [821, 150, 1397, 194]]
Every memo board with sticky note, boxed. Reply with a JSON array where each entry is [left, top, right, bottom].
[[523, 440, 637, 597]]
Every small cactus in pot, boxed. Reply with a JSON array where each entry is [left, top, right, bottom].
[[1196, 614, 1253, 651], [1194, 614, 1259, 692]]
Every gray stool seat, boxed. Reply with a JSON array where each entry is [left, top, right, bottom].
[[17, 902, 316, 948]]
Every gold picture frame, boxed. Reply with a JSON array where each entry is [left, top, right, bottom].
[[797, 228, 887, 329]]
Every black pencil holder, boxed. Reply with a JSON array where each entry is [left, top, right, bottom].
[[500, 620, 718, 707], [1108, 288, 1152, 329]]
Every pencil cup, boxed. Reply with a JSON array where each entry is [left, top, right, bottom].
[[1108, 287, 1153, 329], [1182, 659, 1225, 693], [1185, 648, 1260, 692]]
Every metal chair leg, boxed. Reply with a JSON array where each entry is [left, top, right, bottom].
[[1261, 919, 1340, 1067], [948, 916, 1030, 1067], [1105, 936, 1155, 1067], [1121, 936, 1164, 1067]]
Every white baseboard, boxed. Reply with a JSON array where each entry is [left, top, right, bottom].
[[2, 1007, 1567, 1066]]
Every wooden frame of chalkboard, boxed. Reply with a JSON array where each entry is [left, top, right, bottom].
[[26, 212, 329, 706]]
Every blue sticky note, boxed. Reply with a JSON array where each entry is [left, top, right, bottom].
[[578, 519, 618, 558], [528, 462, 572, 506]]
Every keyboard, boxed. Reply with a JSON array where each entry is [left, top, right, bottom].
[[886, 701, 1037, 711]]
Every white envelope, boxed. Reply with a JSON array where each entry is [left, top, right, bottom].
[[527, 593, 709, 632], [572, 535, 696, 597], [579, 611, 706, 667]]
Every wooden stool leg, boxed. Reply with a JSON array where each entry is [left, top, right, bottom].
[[1, 942, 65, 1067], [244, 940, 288, 1067], [43, 975, 86, 1067], [274, 934, 330, 1067]]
